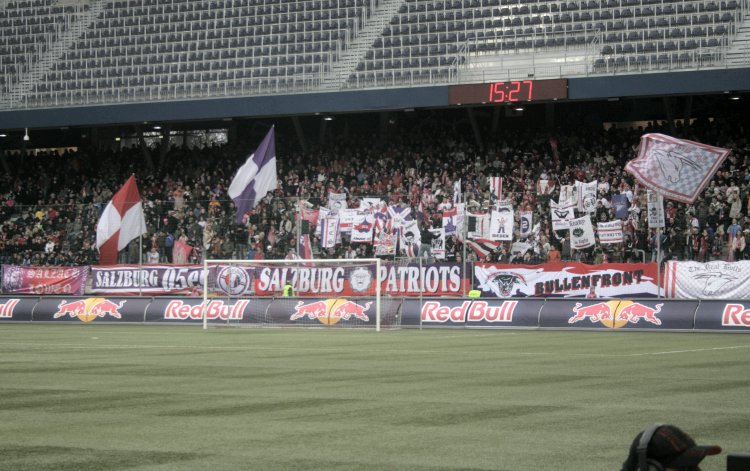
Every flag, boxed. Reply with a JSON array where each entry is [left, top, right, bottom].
[[399, 219, 421, 257], [430, 228, 446, 260], [597, 220, 624, 244], [467, 212, 489, 240], [490, 202, 513, 241], [551, 200, 574, 231], [647, 190, 665, 228], [374, 231, 397, 256], [576, 180, 598, 213], [387, 205, 411, 234], [320, 217, 339, 248], [520, 212, 533, 238], [172, 238, 192, 264], [466, 238, 501, 259], [351, 211, 375, 244], [442, 206, 458, 236], [453, 179, 462, 204], [624, 133, 731, 204], [228, 126, 277, 223], [612, 194, 630, 219], [297, 234, 313, 260], [96, 175, 147, 265], [417, 201, 426, 223], [328, 192, 347, 214], [569, 215, 595, 250], [489, 176, 502, 206]]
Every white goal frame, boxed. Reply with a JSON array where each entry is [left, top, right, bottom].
[[202, 258, 382, 331]]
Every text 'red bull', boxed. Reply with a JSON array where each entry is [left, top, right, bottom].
[[421, 300, 517, 323], [722, 304, 750, 327], [164, 300, 248, 320]]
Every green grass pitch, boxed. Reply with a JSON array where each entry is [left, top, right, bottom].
[[0, 325, 748, 471]]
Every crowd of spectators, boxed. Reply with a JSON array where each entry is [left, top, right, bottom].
[[1, 111, 749, 268]]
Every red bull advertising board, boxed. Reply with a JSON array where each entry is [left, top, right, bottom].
[[263, 297, 401, 327], [539, 299, 698, 329], [32, 297, 148, 323], [401, 298, 543, 328], [145, 297, 268, 324], [694, 302, 750, 330], [0, 297, 37, 322]]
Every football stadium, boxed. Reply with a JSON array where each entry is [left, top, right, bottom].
[[1, 0, 750, 469]]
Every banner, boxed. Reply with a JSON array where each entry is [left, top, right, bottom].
[[624, 133, 731, 204], [490, 202, 513, 241], [647, 190, 665, 228], [474, 262, 660, 298], [467, 212, 489, 239], [569, 216, 595, 249], [374, 231, 397, 256], [399, 220, 421, 257], [612, 194, 630, 220], [551, 200, 574, 231], [559, 184, 577, 209], [520, 212, 533, 238], [91, 265, 207, 295], [597, 220, 623, 244], [388, 206, 412, 234], [338, 208, 358, 233], [509, 241, 532, 262], [430, 228, 446, 260], [1, 265, 88, 295], [320, 216, 339, 248], [327, 192, 347, 214], [442, 206, 458, 236], [351, 211, 374, 244], [577, 180, 598, 213], [253, 262, 465, 297], [664, 260, 750, 299]]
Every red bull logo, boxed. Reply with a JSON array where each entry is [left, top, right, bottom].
[[722, 304, 750, 327], [421, 300, 517, 323], [291, 299, 371, 325], [54, 298, 125, 322], [568, 301, 663, 328], [0, 299, 19, 318], [164, 300, 248, 320]]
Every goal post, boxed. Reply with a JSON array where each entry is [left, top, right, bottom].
[[201, 258, 389, 331]]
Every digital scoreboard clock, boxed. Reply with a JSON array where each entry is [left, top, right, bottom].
[[448, 79, 568, 105]]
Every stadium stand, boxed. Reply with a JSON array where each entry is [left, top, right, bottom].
[[0, 0, 747, 108], [1, 110, 749, 266]]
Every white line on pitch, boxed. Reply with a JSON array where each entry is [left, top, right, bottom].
[[624, 345, 750, 356]]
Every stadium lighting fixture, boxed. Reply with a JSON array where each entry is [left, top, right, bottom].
[[153, 125, 162, 130], [514, 106, 524, 112], [323, 116, 334, 121], [730, 95, 741, 101], [0, 133, 6, 137], [115, 137, 121, 141], [23, 128, 29, 141]]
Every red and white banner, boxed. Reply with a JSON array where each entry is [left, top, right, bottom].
[[489, 176, 503, 205], [2, 265, 89, 295], [474, 262, 660, 298], [664, 261, 750, 299], [490, 202, 513, 241], [624, 133, 731, 204], [597, 220, 623, 244]]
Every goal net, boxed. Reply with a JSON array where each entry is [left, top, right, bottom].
[[201, 258, 399, 331]]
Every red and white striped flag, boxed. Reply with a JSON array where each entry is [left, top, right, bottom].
[[466, 238, 502, 260], [489, 176, 503, 203], [96, 175, 147, 265]]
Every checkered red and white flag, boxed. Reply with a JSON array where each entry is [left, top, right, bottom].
[[96, 175, 147, 265], [624, 133, 730, 204]]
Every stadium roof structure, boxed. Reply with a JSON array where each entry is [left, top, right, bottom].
[[1, 0, 749, 129]]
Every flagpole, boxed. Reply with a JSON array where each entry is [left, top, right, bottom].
[[656, 227, 661, 299], [139, 234, 143, 297]]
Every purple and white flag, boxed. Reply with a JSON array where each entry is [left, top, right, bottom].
[[625, 133, 731, 204], [228, 127, 277, 223]]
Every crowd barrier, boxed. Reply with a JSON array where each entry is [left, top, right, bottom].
[[1, 296, 749, 331]]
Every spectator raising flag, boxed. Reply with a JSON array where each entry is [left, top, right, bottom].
[[228, 126, 278, 224], [96, 175, 147, 265]]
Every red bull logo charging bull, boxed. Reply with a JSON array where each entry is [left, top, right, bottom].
[[568, 300, 663, 328], [54, 298, 125, 322], [291, 299, 371, 325]]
